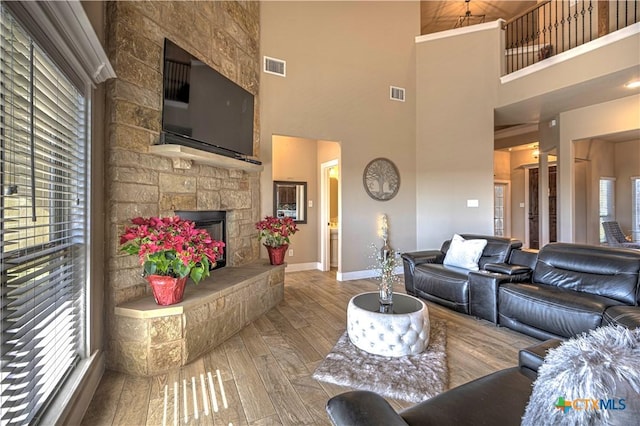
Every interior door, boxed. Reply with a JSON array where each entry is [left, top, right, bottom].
[[529, 168, 540, 249], [549, 166, 557, 243], [528, 166, 557, 249]]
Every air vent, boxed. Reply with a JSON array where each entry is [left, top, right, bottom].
[[390, 86, 405, 102], [264, 56, 286, 77]]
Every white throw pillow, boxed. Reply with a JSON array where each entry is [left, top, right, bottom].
[[442, 234, 488, 271]]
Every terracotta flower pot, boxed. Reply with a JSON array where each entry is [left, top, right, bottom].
[[265, 244, 288, 265], [146, 274, 188, 306]]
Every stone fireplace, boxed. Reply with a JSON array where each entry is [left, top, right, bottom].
[[175, 210, 227, 269], [104, 1, 264, 373]]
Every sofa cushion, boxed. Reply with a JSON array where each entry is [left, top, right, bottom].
[[443, 234, 487, 271], [413, 264, 470, 313], [499, 282, 623, 338], [533, 243, 640, 305]]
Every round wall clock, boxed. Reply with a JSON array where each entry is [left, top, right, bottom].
[[363, 157, 400, 201]]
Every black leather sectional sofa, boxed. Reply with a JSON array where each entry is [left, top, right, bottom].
[[403, 238, 640, 338]]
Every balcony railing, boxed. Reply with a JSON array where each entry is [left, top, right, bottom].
[[503, 0, 639, 74]]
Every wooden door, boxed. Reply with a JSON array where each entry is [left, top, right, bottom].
[[549, 166, 557, 243], [528, 166, 557, 249], [529, 168, 539, 249]]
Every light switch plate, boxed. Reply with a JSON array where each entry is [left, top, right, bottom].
[[467, 199, 479, 208]]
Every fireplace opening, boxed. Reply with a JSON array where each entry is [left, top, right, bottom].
[[175, 210, 226, 270]]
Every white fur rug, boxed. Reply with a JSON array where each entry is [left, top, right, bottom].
[[312, 320, 447, 403]]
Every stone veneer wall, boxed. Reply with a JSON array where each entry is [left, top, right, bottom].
[[112, 264, 284, 376], [104, 1, 261, 371]]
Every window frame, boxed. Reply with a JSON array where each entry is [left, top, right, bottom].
[[1, 1, 114, 424]]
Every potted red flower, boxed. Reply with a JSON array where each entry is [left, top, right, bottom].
[[120, 216, 225, 305], [255, 216, 299, 265]]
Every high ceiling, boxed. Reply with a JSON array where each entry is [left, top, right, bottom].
[[421, 1, 537, 35]]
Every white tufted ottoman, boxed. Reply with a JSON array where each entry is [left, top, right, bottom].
[[347, 292, 430, 357]]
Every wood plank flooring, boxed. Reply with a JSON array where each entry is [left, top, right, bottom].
[[81, 270, 540, 425]]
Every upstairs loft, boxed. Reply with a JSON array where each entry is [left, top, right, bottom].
[[503, 0, 639, 74]]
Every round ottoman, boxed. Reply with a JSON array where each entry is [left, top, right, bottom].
[[347, 292, 430, 357]]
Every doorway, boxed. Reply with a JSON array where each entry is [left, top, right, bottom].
[[528, 166, 557, 249], [320, 160, 339, 271]]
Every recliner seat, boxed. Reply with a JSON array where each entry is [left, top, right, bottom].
[[498, 243, 640, 339], [402, 235, 524, 314]]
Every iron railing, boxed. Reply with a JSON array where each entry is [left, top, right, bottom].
[[503, 0, 639, 74]]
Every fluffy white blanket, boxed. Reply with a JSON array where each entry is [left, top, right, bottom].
[[522, 325, 640, 426]]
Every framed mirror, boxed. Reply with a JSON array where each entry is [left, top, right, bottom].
[[273, 181, 307, 224]]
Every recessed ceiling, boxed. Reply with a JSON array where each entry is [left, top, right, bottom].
[[421, 1, 537, 35]]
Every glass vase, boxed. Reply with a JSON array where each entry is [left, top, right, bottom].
[[379, 273, 394, 305]]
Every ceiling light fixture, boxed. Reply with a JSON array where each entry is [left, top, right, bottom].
[[532, 149, 540, 159], [455, 0, 486, 28], [625, 79, 640, 89]]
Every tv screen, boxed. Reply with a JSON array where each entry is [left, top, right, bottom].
[[161, 39, 255, 159]]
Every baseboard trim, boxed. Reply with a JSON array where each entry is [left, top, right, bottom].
[[285, 262, 320, 272], [338, 266, 403, 281]]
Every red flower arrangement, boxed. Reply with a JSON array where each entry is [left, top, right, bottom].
[[120, 216, 225, 284], [255, 216, 299, 247]]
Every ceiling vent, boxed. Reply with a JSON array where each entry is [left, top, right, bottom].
[[264, 56, 286, 77], [390, 86, 405, 102]]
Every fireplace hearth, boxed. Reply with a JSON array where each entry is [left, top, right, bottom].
[[175, 210, 227, 269]]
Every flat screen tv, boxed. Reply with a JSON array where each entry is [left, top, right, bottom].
[[160, 39, 257, 162]]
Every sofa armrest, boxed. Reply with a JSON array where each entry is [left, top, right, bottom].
[[468, 269, 527, 324], [402, 250, 442, 295], [401, 250, 442, 267], [484, 262, 531, 277], [326, 391, 409, 426], [468, 260, 532, 323], [518, 339, 563, 379]]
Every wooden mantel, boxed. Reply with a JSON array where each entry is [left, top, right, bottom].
[[149, 144, 264, 172]]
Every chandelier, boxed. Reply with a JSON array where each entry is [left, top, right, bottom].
[[454, 0, 486, 28]]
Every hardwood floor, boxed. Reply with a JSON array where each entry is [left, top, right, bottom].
[[81, 270, 540, 425]]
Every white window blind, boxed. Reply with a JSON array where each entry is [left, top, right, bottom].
[[599, 177, 615, 243], [1, 4, 87, 425]]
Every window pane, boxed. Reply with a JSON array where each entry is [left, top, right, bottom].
[[1, 5, 87, 424], [599, 178, 615, 243], [494, 183, 506, 236]]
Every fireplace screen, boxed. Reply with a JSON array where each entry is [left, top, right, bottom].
[[175, 210, 226, 269]]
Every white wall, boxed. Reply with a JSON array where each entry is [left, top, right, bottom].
[[272, 135, 318, 264], [416, 23, 502, 248], [558, 95, 640, 241], [260, 1, 419, 275]]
